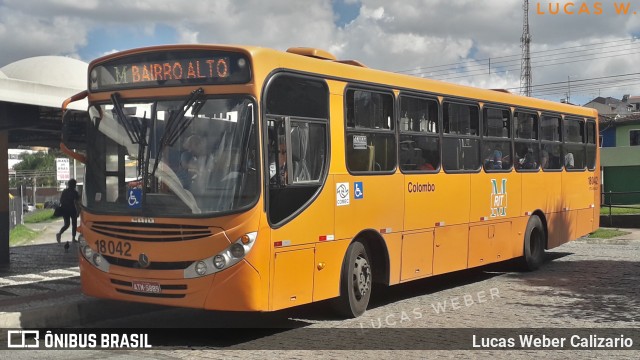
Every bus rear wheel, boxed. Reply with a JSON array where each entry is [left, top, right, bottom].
[[519, 215, 545, 271], [334, 241, 372, 318]]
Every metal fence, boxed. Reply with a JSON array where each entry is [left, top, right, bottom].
[[601, 190, 640, 226]]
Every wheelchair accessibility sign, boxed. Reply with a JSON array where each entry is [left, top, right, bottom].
[[354, 182, 364, 199], [128, 188, 142, 209]]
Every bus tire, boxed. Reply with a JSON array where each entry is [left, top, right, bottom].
[[334, 241, 372, 318], [519, 215, 545, 271]]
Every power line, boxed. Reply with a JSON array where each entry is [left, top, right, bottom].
[[395, 37, 637, 74], [508, 72, 640, 91], [533, 78, 640, 95], [426, 47, 640, 81], [419, 42, 640, 78]]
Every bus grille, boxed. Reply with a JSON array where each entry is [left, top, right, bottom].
[[102, 254, 193, 270], [89, 221, 213, 242]]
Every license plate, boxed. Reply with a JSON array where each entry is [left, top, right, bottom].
[[131, 281, 161, 294]]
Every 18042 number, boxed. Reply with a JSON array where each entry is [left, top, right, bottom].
[[95, 239, 132, 257]]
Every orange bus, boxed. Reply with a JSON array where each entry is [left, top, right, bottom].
[[61, 45, 600, 317]]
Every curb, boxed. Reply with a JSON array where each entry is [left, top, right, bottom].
[[0, 294, 167, 328], [577, 237, 640, 245]]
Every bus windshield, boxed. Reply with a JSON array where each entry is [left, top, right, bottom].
[[84, 94, 258, 217]]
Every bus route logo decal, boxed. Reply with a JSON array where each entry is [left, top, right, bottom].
[[490, 178, 507, 217], [336, 182, 350, 206]]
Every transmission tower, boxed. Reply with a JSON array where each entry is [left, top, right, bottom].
[[520, 0, 532, 96]]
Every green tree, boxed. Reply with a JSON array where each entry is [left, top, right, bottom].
[[11, 149, 64, 188]]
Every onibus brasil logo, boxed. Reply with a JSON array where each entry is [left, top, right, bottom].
[[490, 179, 507, 217]]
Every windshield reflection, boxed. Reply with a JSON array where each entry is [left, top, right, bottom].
[[84, 95, 258, 217]]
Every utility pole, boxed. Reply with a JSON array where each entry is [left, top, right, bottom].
[[32, 176, 37, 206], [19, 182, 24, 225], [520, 0, 532, 96]]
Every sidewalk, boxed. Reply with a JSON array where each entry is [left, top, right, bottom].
[[579, 227, 640, 244], [1, 218, 166, 328], [22, 218, 66, 245], [608, 227, 640, 240]]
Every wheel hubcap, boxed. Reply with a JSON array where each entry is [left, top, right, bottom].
[[353, 255, 371, 300]]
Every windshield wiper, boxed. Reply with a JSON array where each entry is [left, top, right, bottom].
[[150, 88, 206, 178], [111, 93, 149, 177]]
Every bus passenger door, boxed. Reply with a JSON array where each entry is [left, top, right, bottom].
[[265, 116, 334, 310]]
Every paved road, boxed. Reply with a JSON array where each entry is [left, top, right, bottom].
[[2, 224, 639, 358], [7, 237, 635, 359]]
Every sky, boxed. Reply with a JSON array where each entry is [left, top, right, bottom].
[[2, 0, 640, 105]]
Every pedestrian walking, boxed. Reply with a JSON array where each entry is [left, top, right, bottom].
[[56, 179, 81, 243]]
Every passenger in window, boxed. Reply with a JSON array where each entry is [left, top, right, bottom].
[[182, 135, 213, 193], [417, 158, 435, 171], [278, 141, 288, 183], [418, 151, 437, 171], [178, 150, 195, 189], [484, 144, 503, 170], [564, 152, 575, 169], [269, 137, 288, 185], [519, 148, 537, 169]]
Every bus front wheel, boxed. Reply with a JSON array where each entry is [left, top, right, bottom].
[[334, 241, 372, 318], [519, 215, 545, 271]]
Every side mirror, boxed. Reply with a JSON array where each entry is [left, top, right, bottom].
[[61, 91, 88, 163]]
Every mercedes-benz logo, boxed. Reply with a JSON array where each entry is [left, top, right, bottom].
[[138, 253, 150, 268]]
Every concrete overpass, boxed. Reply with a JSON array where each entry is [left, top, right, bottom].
[[0, 56, 88, 265]]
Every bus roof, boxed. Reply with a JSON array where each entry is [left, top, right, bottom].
[[90, 44, 597, 118]]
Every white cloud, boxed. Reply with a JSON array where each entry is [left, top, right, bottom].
[[176, 27, 199, 44], [0, 5, 87, 66], [0, 0, 638, 104]]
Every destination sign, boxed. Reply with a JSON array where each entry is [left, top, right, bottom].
[[89, 50, 251, 91]]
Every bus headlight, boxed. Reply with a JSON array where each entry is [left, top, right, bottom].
[[184, 232, 257, 278], [230, 243, 245, 258], [79, 238, 110, 272], [213, 255, 226, 269], [195, 261, 207, 275], [83, 246, 94, 259]]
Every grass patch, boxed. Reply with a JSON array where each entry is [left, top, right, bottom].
[[600, 205, 640, 215], [588, 228, 631, 239], [9, 225, 40, 246], [23, 209, 56, 223]]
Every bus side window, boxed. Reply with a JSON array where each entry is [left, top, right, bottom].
[[265, 74, 329, 225], [586, 120, 597, 170], [514, 111, 540, 171], [482, 107, 511, 172], [563, 117, 586, 170], [345, 89, 396, 173], [399, 95, 440, 173], [442, 101, 480, 172]]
